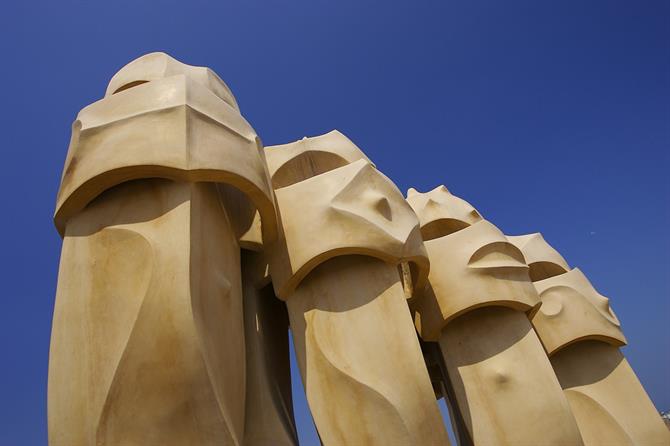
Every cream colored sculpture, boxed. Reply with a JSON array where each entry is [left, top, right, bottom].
[[49, 51, 666, 446], [265, 132, 449, 446], [509, 234, 670, 446], [406, 186, 584, 446], [49, 53, 277, 446]]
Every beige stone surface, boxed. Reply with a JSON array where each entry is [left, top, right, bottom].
[[407, 186, 583, 445], [54, 52, 277, 243], [105, 51, 240, 109], [512, 233, 670, 445], [49, 51, 666, 446], [507, 232, 569, 281], [440, 306, 583, 445], [532, 268, 626, 354], [266, 142, 427, 300], [412, 218, 539, 341], [50, 53, 279, 446], [406, 186, 540, 341], [267, 133, 449, 445], [406, 185, 482, 239], [509, 233, 626, 355], [49, 180, 246, 445], [552, 341, 670, 446], [264, 130, 372, 189], [287, 256, 449, 446]]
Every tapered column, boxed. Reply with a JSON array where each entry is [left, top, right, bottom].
[[406, 186, 583, 445], [288, 256, 444, 445], [510, 234, 670, 445], [241, 251, 298, 446], [49, 53, 277, 446], [438, 307, 579, 445], [49, 179, 246, 445], [265, 132, 450, 445]]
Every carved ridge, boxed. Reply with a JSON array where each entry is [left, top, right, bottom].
[[307, 312, 413, 445]]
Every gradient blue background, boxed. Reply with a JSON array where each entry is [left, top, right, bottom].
[[1, 1, 668, 444]]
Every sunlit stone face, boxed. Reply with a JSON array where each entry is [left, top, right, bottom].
[[532, 268, 626, 354], [269, 152, 427, 299], [264, 130, 372, 189], [105, 51, 239, 109], [508, 233, 628, 355], [407, 185, 482, 240], [55, 52, 277, 242], [407, 187, 539, 340], [329, 160, 424, 252], [417, 220, 539, 338]]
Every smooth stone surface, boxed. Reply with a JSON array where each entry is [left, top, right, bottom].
[[49, 179, 245, 446], [407, 186, 583, 445], [552, 342, 670, 446], [513, 233, 670, 445], [288, 256, 450, 446], [440, 307, 584, 446]]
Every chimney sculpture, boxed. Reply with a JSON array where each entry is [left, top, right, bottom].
[[48, 52, 667, 446], [509, 234, 670, 445], [264, 132, 450, 445], [49, 53, 279, 445], [406, 186, 584, 445]]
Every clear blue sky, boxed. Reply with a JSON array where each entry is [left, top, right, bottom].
[[1, 1, 668, 444]]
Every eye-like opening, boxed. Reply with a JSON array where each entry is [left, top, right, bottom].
[[528, 261, 568, 282], [112, 80, 149, 94], [420, 218, 470, 241], [374, 196, 392, 221], [468, 242, 527, 268], [271, 151, 350, 189]]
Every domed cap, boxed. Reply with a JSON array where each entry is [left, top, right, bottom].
[[532, 268, 626, 355], [55, 53, 277, 241], [406, 185, 483, 240], [264, 130, 372, 189], [508, 233, 570, 281], [413, 219, 538, 340], [269, 158, 427, 300], [105, 52, 239, 110]]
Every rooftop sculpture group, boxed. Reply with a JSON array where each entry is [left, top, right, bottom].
[[48, 53, 670, 446]]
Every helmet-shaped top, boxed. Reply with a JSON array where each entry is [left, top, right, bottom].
[[105, 52, 239, 110], [264, 130, 372, 189], [508, 233, 569, 281], [406, 185, 482, 240]]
